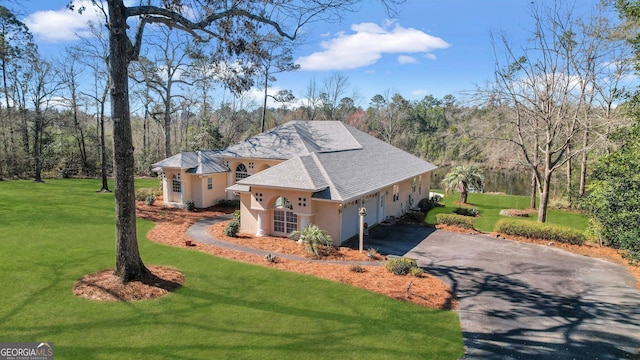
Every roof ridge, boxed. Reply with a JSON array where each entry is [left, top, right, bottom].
[[291, 121, 316, 154], [309, 152, 342, 200]]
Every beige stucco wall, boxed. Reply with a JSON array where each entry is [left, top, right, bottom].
[[237, 170, 433, 245], [160, 168, 188, 206], [224, 158, 283, 200], [197, 173, 229, 208]]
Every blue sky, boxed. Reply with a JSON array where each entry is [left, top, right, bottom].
[[18, 0, 603, 107]]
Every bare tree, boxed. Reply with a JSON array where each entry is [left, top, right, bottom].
[[320, 73, 350, 120], [27, 55, 63, 183], [130, 27, 195, 158], [369, 91, 410, 146], [59, 48, 90, 176], [256, 34, 299, 132], [76, 22, 112, 192], [490, 1, 615, 222]]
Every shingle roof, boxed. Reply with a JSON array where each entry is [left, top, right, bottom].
[[221, 121, 362, 159], [236, 121, 437, 201], [153, 120, 437, 201], [152, 150, 228, 174]]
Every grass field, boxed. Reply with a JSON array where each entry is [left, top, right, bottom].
[[426, 191, 589, 233], [0, 179, 463, 359]]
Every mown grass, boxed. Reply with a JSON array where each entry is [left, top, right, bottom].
[[426, 192, 589, 233], [0, 179, 463, 359]]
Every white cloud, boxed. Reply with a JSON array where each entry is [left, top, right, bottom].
[[297, 22, 450, 71], [411, 89, 428, 98], [23, 0, 105, 43], [398, 55, 418, 64]]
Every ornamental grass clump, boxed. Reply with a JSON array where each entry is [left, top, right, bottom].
[[384, 257, 419, 276]]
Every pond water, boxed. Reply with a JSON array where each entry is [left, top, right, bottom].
[[431, 166, 567, 197]]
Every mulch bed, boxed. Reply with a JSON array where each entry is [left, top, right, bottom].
[[74, 201, 457, 310]]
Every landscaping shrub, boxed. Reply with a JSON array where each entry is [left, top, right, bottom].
[[135, 188, 159, 201], [410, 267, 424, 277], [216, 199, 241, 209], [265, 253, 278, 263], [290, 224, 333, 257], [144, 194, 155, 206], [453, 207, 479, 217], [184, 199, 195, 211], [436, 213, 475, 230], [494, 218, 586, 245], [350, 264, 367, 273], [384, 257, 418, 276], [417, 195, 443, 214], [224, 219, 240, 237]]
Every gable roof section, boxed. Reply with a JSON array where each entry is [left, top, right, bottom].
[[152, 150, 228, 174], [235, 121, 437, 201], [221, 121, 361, 159], [233, 154, 329, 191]]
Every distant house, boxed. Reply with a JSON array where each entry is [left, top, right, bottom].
[[152, 120, 436, 245]]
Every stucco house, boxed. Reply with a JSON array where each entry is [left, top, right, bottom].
[[152, 120, 436, 245]]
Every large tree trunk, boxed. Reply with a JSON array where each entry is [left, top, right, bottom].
[[108, 0, 148, 282]]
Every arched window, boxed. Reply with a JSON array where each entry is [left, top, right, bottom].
[[235, 163, 249, 182], [273, 196, 297, 234], [172, 174, 181, 193]]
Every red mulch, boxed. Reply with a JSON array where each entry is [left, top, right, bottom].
[[74, 200, 457, 310]]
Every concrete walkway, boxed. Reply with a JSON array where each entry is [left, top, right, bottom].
[[186, 216, 383, 266], [187, 218, 640, 359]]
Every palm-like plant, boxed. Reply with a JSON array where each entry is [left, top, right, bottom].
[[289, 224, 333, 257], [441, 165, 484, 204]]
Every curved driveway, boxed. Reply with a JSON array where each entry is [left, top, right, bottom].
[[363, 224, 640, 359]]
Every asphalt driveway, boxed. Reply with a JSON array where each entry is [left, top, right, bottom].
[[362, 224, 640, 359]]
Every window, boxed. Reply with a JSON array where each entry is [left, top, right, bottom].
[[273, 196, 297, 234], [207, 177, 213, 190], [235, 163, 249, 182], [172, 175, 181, 193]]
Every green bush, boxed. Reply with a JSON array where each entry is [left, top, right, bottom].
[[216, 199, 241, 209], [494, 218, 586, 245], [144, 194, 155, 206], [384, 257, 418, 276], [135, 188, 159, 201], [417, 195, 443, 214], [232, 210, 241, 222], [184, 199, 195, 211], [410, 267, 424, 277], [290, 224, 333, 257], [453, 207, 479, 217], [436, 213, 475, 229], [224, 219, 240, 237]]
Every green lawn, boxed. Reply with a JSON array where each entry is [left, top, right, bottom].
[[0, 179, 463, 359], [426, 191, 589, 233]]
